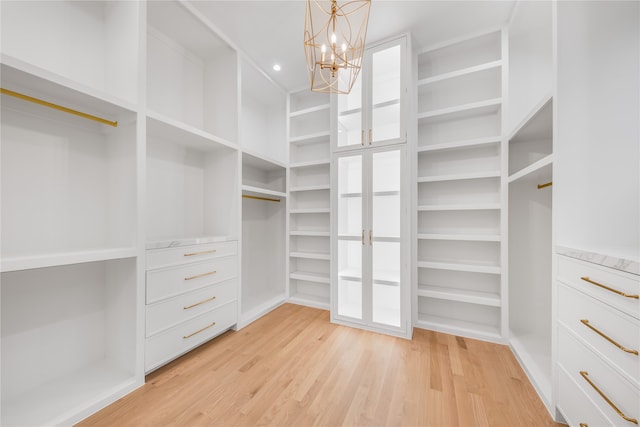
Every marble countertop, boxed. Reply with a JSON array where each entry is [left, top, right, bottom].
[[146, 235, 235, 250], [556, 245, 640, 276]]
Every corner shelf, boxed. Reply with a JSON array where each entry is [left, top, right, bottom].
[[418, 285, 501, 307], [242, 185, 286, 200], [508, 154, 553, 184], [418, 171, 500, 183]]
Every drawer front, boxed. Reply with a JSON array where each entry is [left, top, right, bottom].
[[558, 255, 639, 319], [146, 256, 237, 304], [557, 365, 614, 427], [558, 325, 640, 426], [559, 283, 640, 388], [147, 240, 237, 270], [146, 278, 238, 338], [145, 300, 237, 372]]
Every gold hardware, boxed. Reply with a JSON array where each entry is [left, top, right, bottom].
[[184, 296, 217, 310], [581, 276, 639, 299], [580, 319, 639, 355], [183, 322, 216, 339], [184, 271, 216, 281], [537, 181, 552, 189], [242, 195, 280, 202], [184, 249, 217, 257], [369, 129, 372, 145], [369, 229, 372, 245], [361, 130, 365, 146], [580, 424, 588, 427], [362, 229, 365, 245], [1, 87, 118, 127], [580, 371, 638, 424]]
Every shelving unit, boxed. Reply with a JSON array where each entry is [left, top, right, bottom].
[[288, 89, 331, 309], [415, 29, 505, 342]]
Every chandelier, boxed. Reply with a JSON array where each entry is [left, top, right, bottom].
[[304, 0, 371, 94]]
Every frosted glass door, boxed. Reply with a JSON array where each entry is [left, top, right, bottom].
[[337, 76, 363, 148], [337, 155, 363, 319], [370, 44, 401, 144], [371, 149, 401, 327]]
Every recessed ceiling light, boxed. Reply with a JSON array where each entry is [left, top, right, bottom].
[[273, 64, 281, 71]]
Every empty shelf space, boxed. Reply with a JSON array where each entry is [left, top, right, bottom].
[[290, 208, 330, 214], [290, 230, 330, 237], [417, 136, 501, 153], [418, 260, 501, 275], [415, 314, 502, 342], [1, 247, 138, 273], [508, 154, 553, 183], [418, 203, 501, 212], [418, 98, 502, 122], [290, 184, 330, 192], [417, 233, 500, 242], [290, 251, 330, 261], [289, 131, 331, 145], [418, 285, 501, 307], [418, 171, 500, 183], [290, 159, 330, 168], [288, 103, 330, 118], [417, 60, 503, 87], [508, 94, 553, 142], [242, 185, 286, 200], [288, 293, 330, 310], [147, 110, 235, 150], [289, 271, 330, 284]]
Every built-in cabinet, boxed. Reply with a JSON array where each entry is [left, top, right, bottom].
[[414, 29, 505, 342]]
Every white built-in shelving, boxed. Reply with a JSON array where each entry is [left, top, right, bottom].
[[287, 88, 331, 310], [415, 29, 505, 342]]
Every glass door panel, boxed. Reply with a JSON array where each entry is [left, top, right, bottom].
[[337, 75, 363, 148], [371, 44, 401, 144], [337, 155, 363, 320], [371, 149, 401, 327]]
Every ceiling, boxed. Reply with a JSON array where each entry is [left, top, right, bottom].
[[190, 1, 516, 93]]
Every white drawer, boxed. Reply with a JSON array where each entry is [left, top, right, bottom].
[[146, 278, 238, 338], [557, 365, 613, 427], [558, 325, 640, 426], [145, 300, 237, 372], [559, 283, 640, 388], [557, 256, 639, 319], [147, 240, 237, 270], [146, 256, 237, 304]]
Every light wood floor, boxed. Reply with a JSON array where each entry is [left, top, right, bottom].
[[79, 304, 562, 426]]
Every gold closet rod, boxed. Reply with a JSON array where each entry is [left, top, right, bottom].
[[242, 194, 281, 203], [537, 181, 552, 189], [0, 88, 118, 127]]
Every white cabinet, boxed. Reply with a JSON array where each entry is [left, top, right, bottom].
[[415, 29, 505, 342], [332, 146, 411, 338], [335, 37, 407, 150], [288, 89, 332, 309]]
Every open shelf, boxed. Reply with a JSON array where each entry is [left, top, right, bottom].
[[418, 203, 501, 212], [418, 171, 500, 183], [417, 98, 502, 123], [289, 103, 330, 118], [289, 130, 331, 145], [290, 251, 331, 261], [147, 110, 236, 150], [290, 159, 330, 168], [242, 151, 286, 195], [290, 208, 330, 214], [290, 184, 331, 192], [418, 260, 501, 275], [418, 284, 501, 307], [242, 185, 286, 200], [417, 234, 500, 242], [418, 60, 502, 86], [289, 230, 330, 237], [508, 154, 553, 184], [418, 136, 501, 153], [416, 313, 502, 342], [1, 248, 137, 273], [289, 271, 330, 284]]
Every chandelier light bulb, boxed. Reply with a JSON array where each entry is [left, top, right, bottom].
[[342, 42, 347, 53], [331, 33, 337, 45]]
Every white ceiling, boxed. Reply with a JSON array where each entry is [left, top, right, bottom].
[[190, 0, 516, 93]]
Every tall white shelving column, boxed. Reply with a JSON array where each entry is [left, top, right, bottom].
[[414, 29, 505, 343]]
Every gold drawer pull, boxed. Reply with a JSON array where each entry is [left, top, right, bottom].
[[580, 424, 588, 427], [581, 319, 639, 355], [581, 276, 639, 299], [580, 371, 638, 424], [183, 296, 217, 310], [184, 271, 216, 281], [183, 322, 216, 339], [184, 249, 216, 257]]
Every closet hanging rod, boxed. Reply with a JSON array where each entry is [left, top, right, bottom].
[[0, 88, 118, 127], [537, 181, 552, 189], [242, 194, 281, 203]]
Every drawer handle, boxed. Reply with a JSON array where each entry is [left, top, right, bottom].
[[581, 319, 639, 356], [184, 249, 217, 257], [183, 322, 216, 339], [184, 271, 216, 281], [184, 296, 217, 310], [580, 424, 588, 427], [581, 276, 639, 299], [580, 371, 638, 425]]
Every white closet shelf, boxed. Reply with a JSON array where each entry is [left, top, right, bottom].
[[417, 136, 501, 153], [289, 271, 330, 284], [417, 60, 503, 87], [372, 98, 400, 110], [508, 93, 553, 142], [147, 110, 236, 150], [288, 103, 330, 118], [418, 203, 501, 212], [338, 106, 362, 117], [418, 171, 501, 183], [508, 154, 553, 184], [288, 293, 330, 310], [339, 192, 363, 198], [373, 190, 400, 197], [290, 230, 330, 237], [418, 260, 501, 275], [1, 360, 136, 427], [290, 159, 330, 168], [417, 233, 501, 242], [289, 131, 331, 145], [1, 247, 138, 273], [417, 98, 502, 123], [290, 251, 330, 261], [416, 314, 502, 342], [242, 150, 287, 171], [290, 208, 330, 214], [290, 184, 331, 192], [418, 285, 501, 307], [242, 185, 286, 200]]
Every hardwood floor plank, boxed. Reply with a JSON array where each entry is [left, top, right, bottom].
[[78, 304, 564, 427]]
